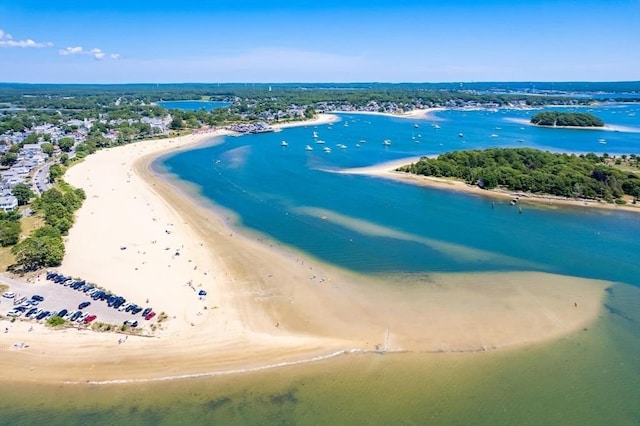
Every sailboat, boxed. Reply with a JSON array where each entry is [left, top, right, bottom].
[[305, 145, 313, 151], [281, 140, 288, 147], [382, 139, 392, 146]]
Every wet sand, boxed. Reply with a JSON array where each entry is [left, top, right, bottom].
[[0, 116, 610, 384]]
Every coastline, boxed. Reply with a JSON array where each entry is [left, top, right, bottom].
[[332, 107, 446, 121], [339, 158, 640, 213], [505, 117, 640, 133], [0, 115, 612, 384]]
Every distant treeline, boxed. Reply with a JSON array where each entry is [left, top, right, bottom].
[[2, 83, 636, 111], [397, 148, 640, 203], [531, 111, 604, 127]]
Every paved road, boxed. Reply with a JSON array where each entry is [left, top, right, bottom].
[[0, 274, 156, 327]]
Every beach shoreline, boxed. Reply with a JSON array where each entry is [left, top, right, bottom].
[[338, 158, 640, 213], [0, 114, 612, 384]]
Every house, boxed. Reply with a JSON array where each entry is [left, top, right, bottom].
[[0, 195, 18, 212]]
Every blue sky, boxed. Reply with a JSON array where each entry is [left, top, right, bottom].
[[1, 0, 638, 83]]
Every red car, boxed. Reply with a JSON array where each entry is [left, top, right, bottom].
[[144, 311, 156, 321], [84, 314, 97, 324]]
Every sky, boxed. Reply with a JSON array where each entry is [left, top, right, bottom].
[[0, 0, 639, 83]]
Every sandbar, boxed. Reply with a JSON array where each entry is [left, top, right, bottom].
[[0, 117, 611, 384]]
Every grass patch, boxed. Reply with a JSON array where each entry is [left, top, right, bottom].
[[0, 247, 16, 272], [46, 316, 66, 327]]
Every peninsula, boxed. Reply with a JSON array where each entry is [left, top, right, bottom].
[[395, 148, 640, 205]]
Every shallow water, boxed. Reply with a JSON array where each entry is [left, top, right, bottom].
[[1, 282, 638, 425], [2, 105, 639, 425]]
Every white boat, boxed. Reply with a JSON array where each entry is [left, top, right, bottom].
[[433, 124, 440, 129], [316, 139, 325, 144], [313, 131, 318, 138], [344, 122, 349, 127], [598, 139, 607, 144], [355, 143, 361, 148], [359, 139, 366, 143], [337, 144, 347, 149], [383, 139, 392, 146], [323, 147, 332, 153], [458, 133, 464, 137], [305, 145, 313, 151], [491, 134, 499, 138], [281, 140, 288, 147], [517, 139, 525, 143]]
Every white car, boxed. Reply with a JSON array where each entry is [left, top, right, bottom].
[[6, 310, 21, 317], [2, 292, 15, 299]]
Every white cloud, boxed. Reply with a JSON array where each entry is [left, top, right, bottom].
[[59, 46, 118, 60], [0, 28, 52, 48]]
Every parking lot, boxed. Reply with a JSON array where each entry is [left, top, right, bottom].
[[1, 272, 157, 328]]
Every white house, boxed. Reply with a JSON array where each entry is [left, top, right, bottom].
[[0, 195, 18, 212]]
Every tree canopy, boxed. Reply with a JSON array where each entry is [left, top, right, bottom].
[[397, 148, 640, 203], [530, 111, 604, 127]]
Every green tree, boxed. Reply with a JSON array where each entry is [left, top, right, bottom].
[[169, 117, 184, 130], [57, 137, 75, 152], [11, 183, 34, 206], [10, 235, 65, 271], [49, 164, 64, 183], [60, 153, 69, 166], [0, 152, 18, 166], [41, 142, 54, 155], [0, 220, 21, 246]]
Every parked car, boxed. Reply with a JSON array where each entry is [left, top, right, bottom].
[[84, 315, 97, 324], [70, 311, 83, 322], [142, 307, 152, 317], [31, 295, 44, 302], [57, 309, 68, 318], [144, 311, 156, 321], [7, 310, 21, 317], [78, 301, 91, 309], [2, 291, 15, 299], [123, 320, 138, 327]]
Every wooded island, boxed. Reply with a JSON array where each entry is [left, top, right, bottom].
[[530, 111, 604, 127], [397, 148, 639, 203]]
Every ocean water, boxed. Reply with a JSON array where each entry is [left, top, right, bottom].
[[157, 100, 231, 111], [2, 104, 639, 425]]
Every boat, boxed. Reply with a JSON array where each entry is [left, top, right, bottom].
[[337, 144, 347, 149], [433, 124, 440, 129], [598, 139, 607, 144], [344, 122, 349, 127], [323, 147, 332, 153], [383, 139, 392, 146], [458, 133, 464, 137], [305, 145, 313, 151], [359, 139, 366, 144], [495, 127, 502, 130], [281, 140, 288, 147], [313, 131, 318, 138], [517, 139, 525, 143], [491, 134, 499, 138], [414, 124, 419, 128], [316, 139, 325, 144], [355, 143, 361, 148]]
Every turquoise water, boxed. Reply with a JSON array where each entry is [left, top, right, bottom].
[[157, 100, 231, 111], [160, 104, 640, 286], [2, 104, 639, 425]]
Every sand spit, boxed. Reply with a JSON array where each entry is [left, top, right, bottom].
[[0, 118, 610, 384]]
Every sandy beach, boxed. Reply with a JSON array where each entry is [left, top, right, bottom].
[[0, 115, 612, 384], [338, 157, 640, 213], [334, 107, 445, 121]]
